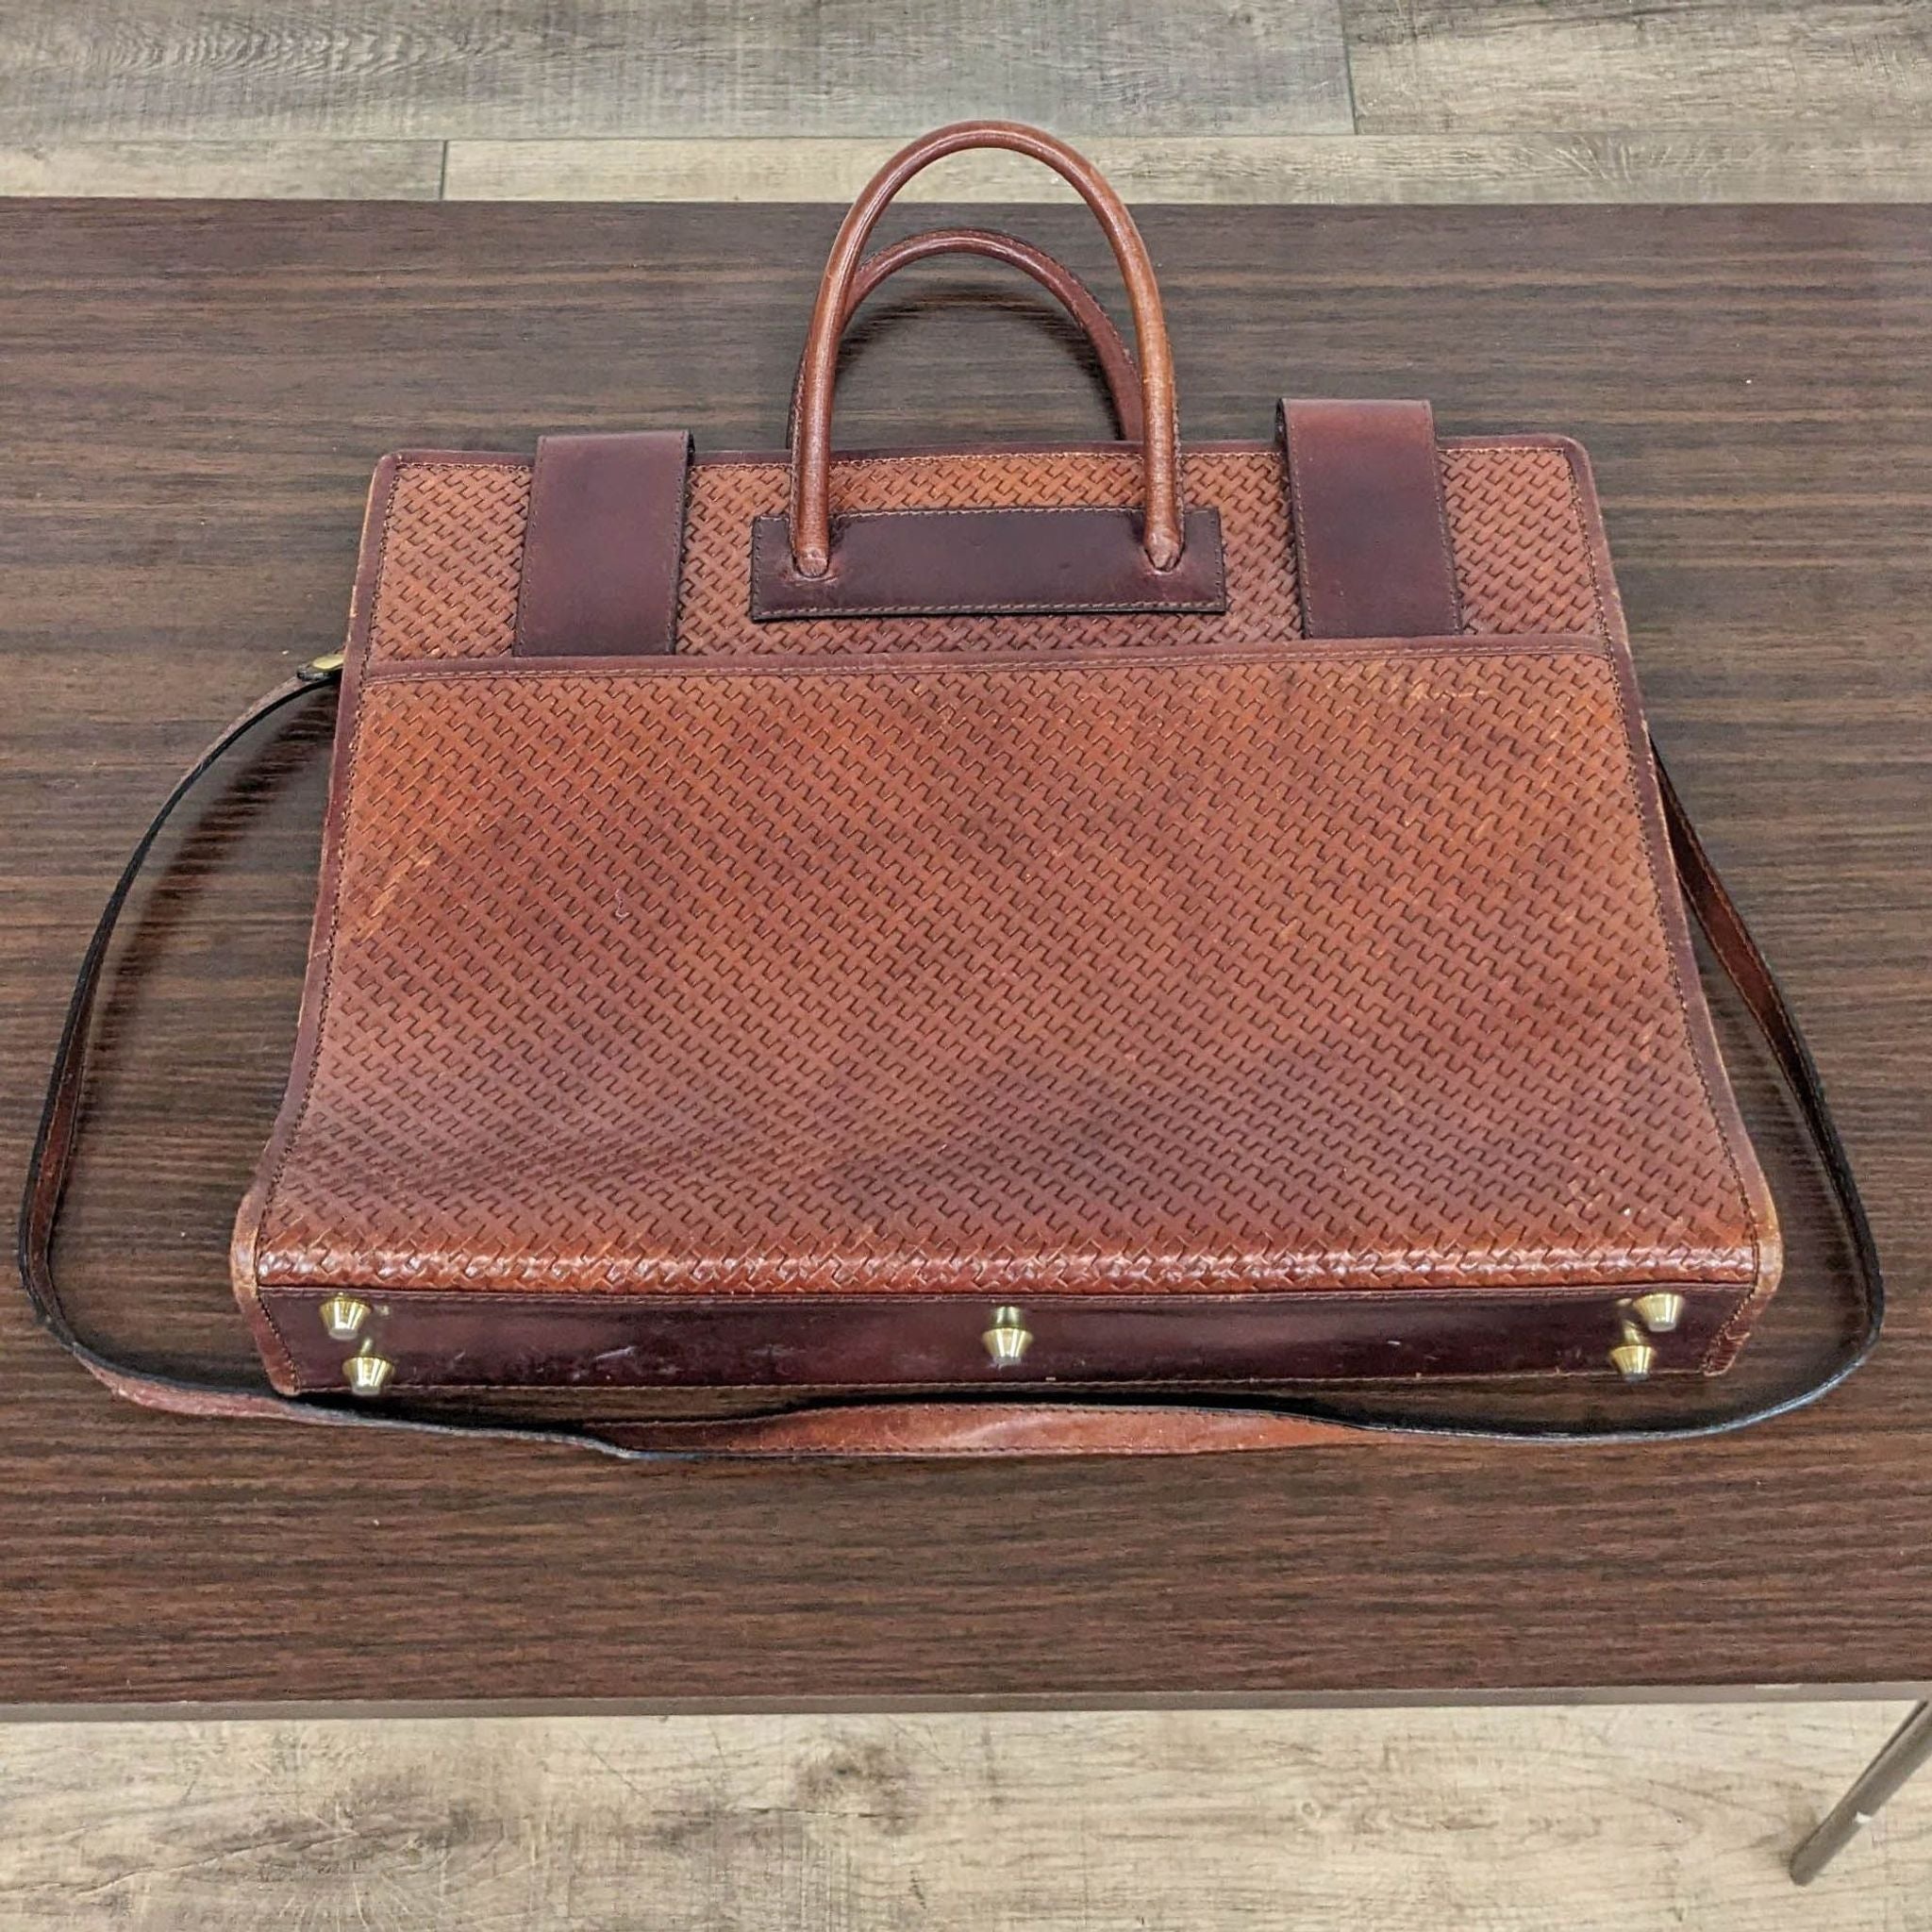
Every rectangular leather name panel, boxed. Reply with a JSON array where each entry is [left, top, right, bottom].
[[748, 505, 1226, 619]]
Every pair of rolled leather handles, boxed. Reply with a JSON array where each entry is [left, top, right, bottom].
[[789, 121, 1186, 578]]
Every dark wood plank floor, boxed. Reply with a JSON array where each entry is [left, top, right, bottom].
[[5, 1, 1932, 201]]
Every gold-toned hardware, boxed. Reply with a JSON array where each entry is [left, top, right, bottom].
[[300, 650, 346, 682], [1625, 1291, 1686, 1335], [320, 1294, 371, 1341], [1609, 1327, 1657, 1383], [342, 1344, 394, 1396], [982, 1306, 1033, 1367]]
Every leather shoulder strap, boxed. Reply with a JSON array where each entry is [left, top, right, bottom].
[[18, 662, 1882, 1460]]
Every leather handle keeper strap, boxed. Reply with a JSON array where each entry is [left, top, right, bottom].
[[786, 226, 1145, 445], [19, 663, 1883, 1462], [513, 430, 692, 658], [1281, 399, 1462, 638], [789, 122, 1185, 579]]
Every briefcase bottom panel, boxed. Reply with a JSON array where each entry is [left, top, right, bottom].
[[255, 1285, 1742, 1395]]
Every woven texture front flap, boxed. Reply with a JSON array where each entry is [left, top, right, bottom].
[[251, 641, 1760, 1298]]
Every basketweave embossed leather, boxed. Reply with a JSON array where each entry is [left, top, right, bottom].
[[22, 123, 1882, 1461]]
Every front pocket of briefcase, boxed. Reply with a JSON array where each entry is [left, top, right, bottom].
[[234, 631, 1774, 1394]]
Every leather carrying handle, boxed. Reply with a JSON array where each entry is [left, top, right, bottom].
[[789, 121, 1183, 580], [786, 225, 1143, 444], [18, 664, 1883, 1462]]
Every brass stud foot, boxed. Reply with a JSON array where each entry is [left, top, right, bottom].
[[982, 1306, 1033, 1367], [1625, 1291, 1686, 1335], [342, 1343, 394, 1396], [320, 1293, 371, 1341], [1609, 1339, 1657, 1383]]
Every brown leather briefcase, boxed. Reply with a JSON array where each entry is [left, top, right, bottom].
[[23, 122, 1878, 1459]]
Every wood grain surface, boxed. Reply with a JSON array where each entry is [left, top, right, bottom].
[[440, 129, 1932, 205], [1343, 0, 1932, 132], [2, 200, 1928, 1709], [0, 1, 1353, 141], [9, 1, 1932, 205], [3, 1706, 1928, 1928], [0, 139, 443, 198]]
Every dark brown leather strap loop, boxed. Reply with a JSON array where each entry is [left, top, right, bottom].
[[1280, 398, 1462, 639], [789, 122, 1184, 580], [785, 226, 1143, 444], [18, 670, 1882, 1461], [513, 430, 692, 657]]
